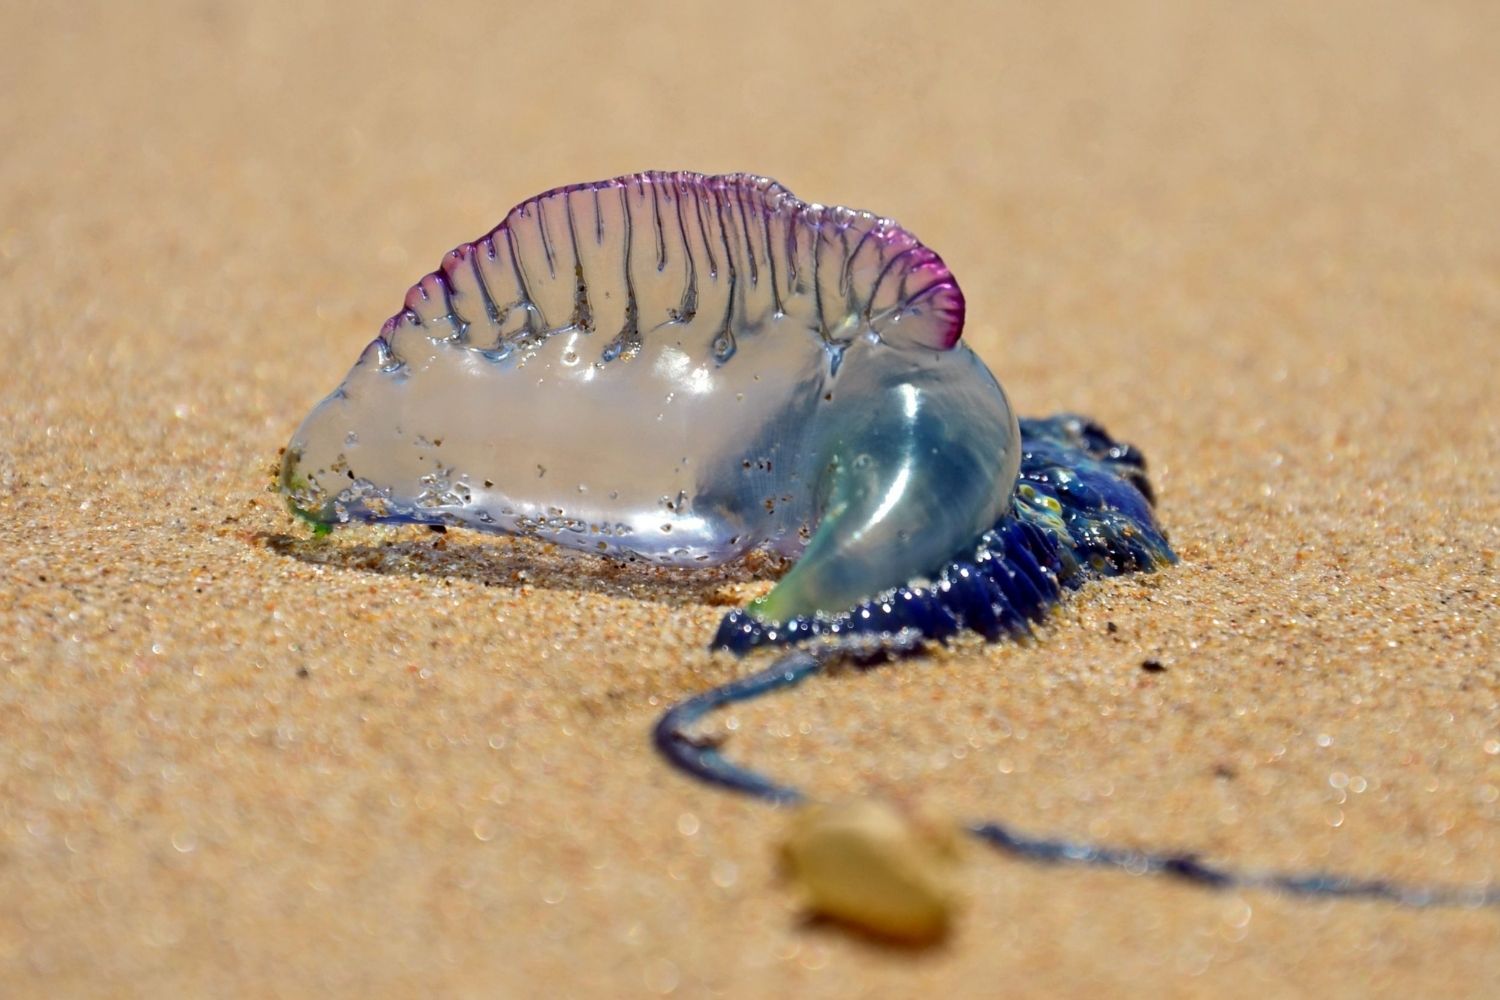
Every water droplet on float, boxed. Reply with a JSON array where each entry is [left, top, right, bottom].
[[676, 813, 700, 837], [170, 829, 198, 853]]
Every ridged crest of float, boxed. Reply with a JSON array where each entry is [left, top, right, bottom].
[[378, 171, 965, 366]]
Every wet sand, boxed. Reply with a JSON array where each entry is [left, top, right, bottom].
[[1, 2, 1497, 996]]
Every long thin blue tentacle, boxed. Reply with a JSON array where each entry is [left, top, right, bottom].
[[652, 640, 1500, 909], [652, 651, 818, 805], [661, 415, 1496, 908]]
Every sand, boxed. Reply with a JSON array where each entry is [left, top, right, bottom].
[[2, 1, 1497, 996]]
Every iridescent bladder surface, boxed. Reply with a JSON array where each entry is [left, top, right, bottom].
[[281, 171, 1021, 622]]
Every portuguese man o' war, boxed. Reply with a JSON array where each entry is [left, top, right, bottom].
[[280, 171, 1496, 911]]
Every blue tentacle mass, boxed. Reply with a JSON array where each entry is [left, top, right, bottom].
[[713, 415, 1175, 653]]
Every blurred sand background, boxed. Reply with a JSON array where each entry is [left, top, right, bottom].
[[2, 1, 1498, 996]]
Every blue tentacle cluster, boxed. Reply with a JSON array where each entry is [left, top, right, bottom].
[[713, 415, 1176, 654]]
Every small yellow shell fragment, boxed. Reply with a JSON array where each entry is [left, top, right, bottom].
[[778, 799, 965, 943]]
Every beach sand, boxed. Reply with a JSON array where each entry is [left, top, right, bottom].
[[2, 1, 1497, 995]]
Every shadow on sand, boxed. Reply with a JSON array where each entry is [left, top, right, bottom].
[[255, 526, 786, 609]]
